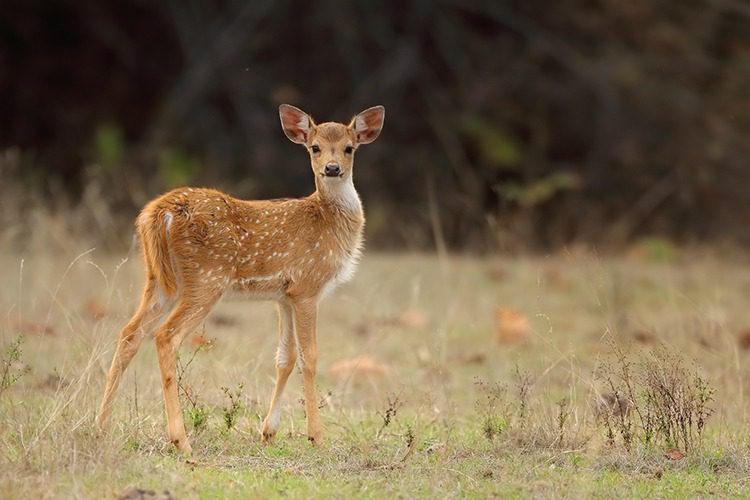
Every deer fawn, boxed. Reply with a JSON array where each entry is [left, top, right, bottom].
[[95, 104, 385, 452]]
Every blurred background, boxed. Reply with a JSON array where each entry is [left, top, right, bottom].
[[2, 0, 750, 252]]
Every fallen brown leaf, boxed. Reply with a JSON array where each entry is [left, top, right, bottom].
[[594, 392, 632, 420], [354, 322, 372, 337], [378, 309, 429, 330], [208, 313, 238, 327], [396, 309, 429, 330], [738, 329, 750, 350], [329, 355, 388, 379], [456, 352, 486, 365], [38, 373, 67, 391], [486, 267, 507, 282], [190, 334, 214, 349], [11, 319, 56, 336], [632, 330, 656, 344], [495, 307, 529, 344], [542, 268, 570, 291], [117, 487, 173, 500], [663, 449, 685, 461], [83, 299, 107, 321]]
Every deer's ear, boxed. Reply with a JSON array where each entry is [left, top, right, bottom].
[[279, 104, 314, 144], [350, 106, 385, 145]]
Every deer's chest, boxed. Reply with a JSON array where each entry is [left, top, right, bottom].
[[318, 232, 363, 300]]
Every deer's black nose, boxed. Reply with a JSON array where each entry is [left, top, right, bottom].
[[324, 163, 341, 177]]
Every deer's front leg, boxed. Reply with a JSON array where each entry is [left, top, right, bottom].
[[261, 302, 297, 441], [293, 298, 322, 444]]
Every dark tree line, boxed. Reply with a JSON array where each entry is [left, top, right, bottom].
[[2, 0, 750, 250]]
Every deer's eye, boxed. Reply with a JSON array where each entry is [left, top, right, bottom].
[[344, 146, 354, 155], [311, 145, 320, 154]]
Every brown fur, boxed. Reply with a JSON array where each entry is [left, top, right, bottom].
[[95, 104, 385, 453]]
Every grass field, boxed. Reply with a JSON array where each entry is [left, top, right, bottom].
[[2, 245, 750, 498]]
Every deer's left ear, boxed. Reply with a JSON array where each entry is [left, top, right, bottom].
[[350, 106, 385, 145]]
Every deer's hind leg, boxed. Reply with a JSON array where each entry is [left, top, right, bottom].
[[96, 277, 170, 431], [153, 290, 222, 453]]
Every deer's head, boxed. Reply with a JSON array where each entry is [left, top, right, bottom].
[[279, 104, 385, 185]]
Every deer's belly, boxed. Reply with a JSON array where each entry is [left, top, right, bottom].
[[227, 273, 286, 301]]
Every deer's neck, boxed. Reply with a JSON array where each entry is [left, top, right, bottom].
[[314, 176, 363, 215]]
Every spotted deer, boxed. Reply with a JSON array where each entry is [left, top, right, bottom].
[[95, 104, 385, 453]]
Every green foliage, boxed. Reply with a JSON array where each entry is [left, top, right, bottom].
[[93, 124, 124, 172], [598, 343, 715, 452], [462, 117, 523, 169], [6, 2, 750, 248], [632, 237, 679, 263], [158, 147, 202, 188], [0, 336, 29, 397], [220, 384, 244, 432], [187, 404, 211, 432], [483, 415, 508, 439], [497, 172, 580, 208], [474, 378, 511, 441], [176, 343, 210, 433]]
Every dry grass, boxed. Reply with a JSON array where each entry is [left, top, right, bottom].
[[2, 241, 750, 498]]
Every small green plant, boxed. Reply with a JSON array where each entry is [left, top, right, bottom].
[[158, 147, 202, 187], [484, 415, 509, 439], [220, 384, 244, 432], [177, 343, 210, 432], [514, 365, 533, 429], [474, 378, 510, 441], [556, 397, 570, 446], [92, 123, 124, 172], [597, 342, 715, 452], [598, 344, 637, 450], [376, 393, 403, 438], [187, 405, 211, 433], [0, 336, 30, 397], [640, 346, 715, 452]]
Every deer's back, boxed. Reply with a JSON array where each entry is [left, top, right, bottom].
[[138, 187, 364, 301]]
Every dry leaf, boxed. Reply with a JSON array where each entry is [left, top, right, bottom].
[[208, 313, 238, 327], [542, 268, 570, 291], [83, 299, 107, 321], [738, 329, 750, 350], [486, 267, 507, 282], [11, 319, 56, 336], [190, 334, 214, 349], [329, 355, 388, 379], [632, 330, 656, 344], [663, 449, 685, 460], [354, 323, 372, 337], [452, 352, 486, 365], [377, 309, 429, 330], [495, 307, 529, 344], [117, 487, 173, 500], [38, 373, 67, 391], [594, 392, 632, 420], [396, 309, 429, 330]]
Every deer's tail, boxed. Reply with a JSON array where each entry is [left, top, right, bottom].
[[136, 206, 178, 297]]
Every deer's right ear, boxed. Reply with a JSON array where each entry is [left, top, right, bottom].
[[279, 104, 313, 144]]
